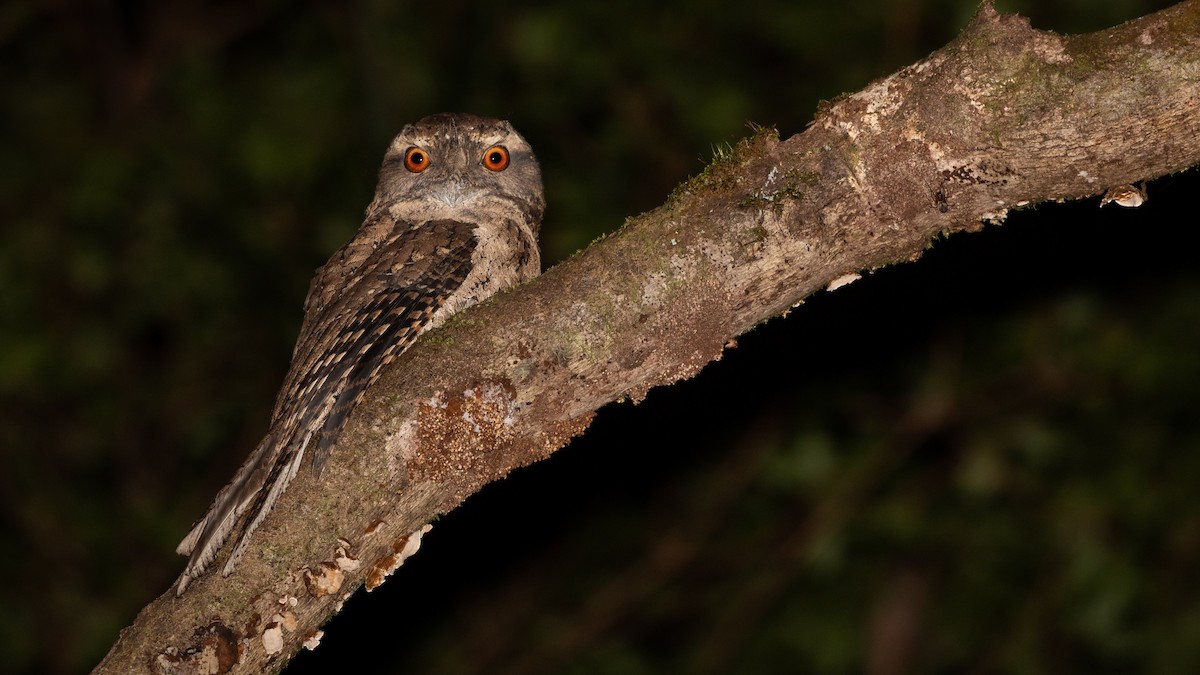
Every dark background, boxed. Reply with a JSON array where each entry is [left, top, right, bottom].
[[2, 0, 1198, 673]]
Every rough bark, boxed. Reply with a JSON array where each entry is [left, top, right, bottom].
[[95, 2, 1200, 673]]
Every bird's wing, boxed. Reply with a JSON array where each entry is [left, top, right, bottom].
[[175, 218, 479, 594], [306, 220, 480, 471]]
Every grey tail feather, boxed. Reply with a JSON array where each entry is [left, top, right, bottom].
[[221, 431, 311, 576], [174, 434, 277, 596]]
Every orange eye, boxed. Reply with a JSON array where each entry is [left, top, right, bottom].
[[404, 147, 430, 172], [482, 145, 510, 171]]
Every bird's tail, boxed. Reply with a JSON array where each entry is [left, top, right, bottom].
[[174, 429, 311, 595]]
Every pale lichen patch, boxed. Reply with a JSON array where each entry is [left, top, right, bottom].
[[862, 88, 901, 132], [386, 419, 419, 471]]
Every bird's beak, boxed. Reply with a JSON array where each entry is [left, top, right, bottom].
[[436, 174, 482, 206]]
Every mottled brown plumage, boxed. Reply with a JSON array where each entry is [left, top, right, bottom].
[[175, 113, 544, 594]]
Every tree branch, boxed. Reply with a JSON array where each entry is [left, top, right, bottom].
[[95, 2, 1200, 672]]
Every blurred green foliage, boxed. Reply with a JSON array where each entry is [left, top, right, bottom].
[[0, 0, 1193, 673]]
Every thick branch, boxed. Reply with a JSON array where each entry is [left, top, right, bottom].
[[96, 2, 1200, 673]]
